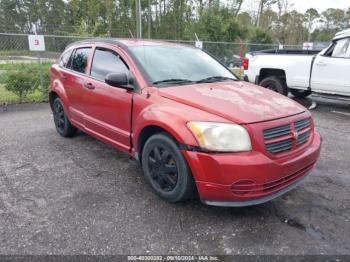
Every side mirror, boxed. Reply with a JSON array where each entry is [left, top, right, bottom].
[[105, 72, 134, 90]]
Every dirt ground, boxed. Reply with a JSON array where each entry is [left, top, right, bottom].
[[0, 97, 349, 255]]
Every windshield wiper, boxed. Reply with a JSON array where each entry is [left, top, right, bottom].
[[152, 78, 194, 86], [196, 76, 236, 83]]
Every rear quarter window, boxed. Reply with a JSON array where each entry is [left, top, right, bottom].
[[59, 49, 73, 68]]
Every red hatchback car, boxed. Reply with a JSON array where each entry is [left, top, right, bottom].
[[49, 39, 321, 206]]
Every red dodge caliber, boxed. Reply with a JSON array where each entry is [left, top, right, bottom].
[[49, 39, 321, 207]]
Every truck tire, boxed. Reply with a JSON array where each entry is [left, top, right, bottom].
[[259, 76, 288, 96], [141, 133, 196, 203], [290, 89, 311, 98]]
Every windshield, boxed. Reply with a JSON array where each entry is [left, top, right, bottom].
[[129, 45, 238, 87]]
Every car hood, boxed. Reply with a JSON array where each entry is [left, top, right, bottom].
[[157, 81, 306, 124]]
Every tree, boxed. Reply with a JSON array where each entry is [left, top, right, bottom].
[[229, 0, 244, 17], [248, 27, 273, 44], [259, 8, 278, 30], [321, 8, 346, 31], [256, 0, 278, 27], [305, 8, 320, 41], [237, 12, 253, 25]]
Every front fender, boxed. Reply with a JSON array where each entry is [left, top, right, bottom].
[[133, 105, 199, 152]]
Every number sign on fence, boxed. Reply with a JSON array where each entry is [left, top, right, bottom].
[[28, 35, 46, 52]]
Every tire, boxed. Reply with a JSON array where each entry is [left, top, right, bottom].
[[141, 133, 196, 203], [290, 89, 311, 98], [259, 76, 288, 96], [53, 98, 77, 137]]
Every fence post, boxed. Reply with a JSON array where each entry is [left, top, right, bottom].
[[37, 51, 44, 97]]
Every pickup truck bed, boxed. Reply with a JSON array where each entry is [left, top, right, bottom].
[[244, 49, 320, 91]]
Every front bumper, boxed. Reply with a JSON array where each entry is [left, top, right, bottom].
[[182, 132, 321, 206]]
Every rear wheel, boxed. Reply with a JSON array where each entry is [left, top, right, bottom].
[[141, 133, 196, 203], [259, 76, 288, 96], [290, 89, 311, 98], [53, 98, 77, 137]]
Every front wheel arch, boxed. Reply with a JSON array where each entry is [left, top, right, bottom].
[[137, 125, 180, 164]]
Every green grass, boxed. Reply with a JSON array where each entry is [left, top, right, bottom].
[[0, 50, 60, 59], [0, 85, 44, 104], [0, 61, 53, 70], [0, 62, 51, 104], [0, 50, 34, 58]]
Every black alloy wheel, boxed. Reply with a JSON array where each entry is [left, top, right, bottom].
[[148, 146, 178, 192], [141, 133, 196, 202], [53, 98, 77, 137]]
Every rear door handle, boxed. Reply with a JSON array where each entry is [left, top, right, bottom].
[[84, 82, 95, 90], [60, 74, 67, 80]]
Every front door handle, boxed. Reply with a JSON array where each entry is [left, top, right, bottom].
[[315, 61, 326, 66], [84, 82, 95, 90]]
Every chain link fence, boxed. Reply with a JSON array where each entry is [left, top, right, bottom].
[[0, 32, 309, 105]]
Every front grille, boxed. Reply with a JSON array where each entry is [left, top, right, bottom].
[[263, 117, 312, 155], [295, 118, 311, 145], [297, 131, 310, 145], [263, 124, 291, 140], [266, 139, 292, 154], [295, 118, 311, 131]]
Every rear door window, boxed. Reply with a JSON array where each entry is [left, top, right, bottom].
[[90, 48, 129, 81], [69, 47, 92, 74]]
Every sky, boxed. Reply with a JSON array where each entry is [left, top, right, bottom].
[[241, 0, 350, 14]]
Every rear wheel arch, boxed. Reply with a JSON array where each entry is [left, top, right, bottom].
[[259, 68, 287, 84], [49, 91, 59, 111], [258, 69, 288, 96]]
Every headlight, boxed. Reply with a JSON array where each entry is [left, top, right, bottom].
[[187, 122, 252, 152]]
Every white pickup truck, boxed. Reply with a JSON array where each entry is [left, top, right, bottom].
[[244, 29, 350, 99]]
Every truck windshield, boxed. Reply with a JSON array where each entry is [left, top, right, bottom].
[[129, 45, 237, 87]]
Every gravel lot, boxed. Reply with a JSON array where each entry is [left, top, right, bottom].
[[0, 98, 349, 255]]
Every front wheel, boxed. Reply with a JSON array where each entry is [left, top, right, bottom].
[[141, 133, 196, 203], [290, 89, 312, 98], [259, 76, 288, 96]]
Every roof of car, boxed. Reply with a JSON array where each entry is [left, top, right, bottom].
[[66, 38, 191, 49], [333, 29, 350, 40]]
